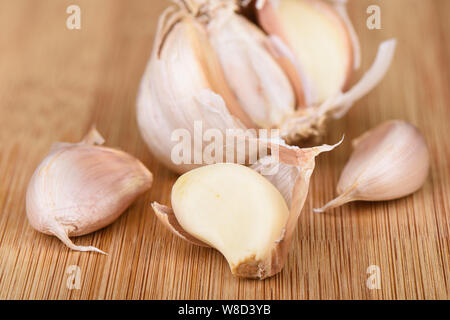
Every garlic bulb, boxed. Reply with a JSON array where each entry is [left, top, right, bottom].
[[314, 121, 430, 212], [137, 0, 396, 173], [26, 128, 153, 254], [152, 139, 342, 279]]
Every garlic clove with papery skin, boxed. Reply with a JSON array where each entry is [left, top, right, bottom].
[[206, 7, 298, 127], [314, 121, 430, 212], [152, 139, 342, 279], [26, 128, 153, 254], [195, 0, 307, 125]]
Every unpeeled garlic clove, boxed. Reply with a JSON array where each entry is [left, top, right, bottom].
[[152, 139, 341, 279], [205, 3, 299, 127], [26, 128, 153, 254], [314, 121, 430, 212]]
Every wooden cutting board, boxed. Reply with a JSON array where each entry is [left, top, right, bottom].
[[0, 0, 448, 299]]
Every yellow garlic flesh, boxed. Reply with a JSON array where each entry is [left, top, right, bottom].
[[257, 0, 353, 104], [171, 163, 289, 276]]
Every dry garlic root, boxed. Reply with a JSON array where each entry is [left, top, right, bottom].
[[152, 140, 341, 279], [26, 128, 153, 254], [137, 0, 396, 173], [315, 121, 430, 212]]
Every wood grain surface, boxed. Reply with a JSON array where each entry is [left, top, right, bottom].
[[0, 0, 449, 300]]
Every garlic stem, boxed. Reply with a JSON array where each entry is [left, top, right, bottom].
[[313, 183, 357, 213], [49, 219, 107, 255]]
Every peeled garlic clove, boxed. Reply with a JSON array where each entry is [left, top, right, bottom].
[[26, 128, 153, 254], [152, 139, 341, 279], [257, 0, 353, 104], [172, 163, 290, 276], [205, 5, 298, 127], [315, 121, 430, 212]]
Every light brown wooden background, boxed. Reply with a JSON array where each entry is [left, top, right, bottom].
[[0, 0, 449, 300]]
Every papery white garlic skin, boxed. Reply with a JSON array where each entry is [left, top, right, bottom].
[[26, 129, 153, 254], [171, 163, 290, 276], [315, 120, 430, 212]]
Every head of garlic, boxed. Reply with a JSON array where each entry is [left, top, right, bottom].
[[314, 120, 430, 212], [152, 138, 342, 279], [137, 0, 396, 174], [26, 128, 153, 254]]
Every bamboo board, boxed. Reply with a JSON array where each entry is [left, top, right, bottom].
[[0, 0, 449, 300]]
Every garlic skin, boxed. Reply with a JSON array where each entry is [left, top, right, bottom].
[[315, 121, 430, 212], [26, 128, 153, 254], [152, 139, 342, 279]]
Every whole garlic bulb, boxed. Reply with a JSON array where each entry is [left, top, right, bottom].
[[315, 120, 430, 212], [137, 0, 396, 173], [26, 128, 153, 254]]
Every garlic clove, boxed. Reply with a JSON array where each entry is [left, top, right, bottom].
[[26, 127, 153, 254], [257, 0, 354, 104], [152, 138, 342, 279], [314, 121, 430, 212], [328, 0, 361, 70], [206, 8, 298, 127], [171, 163, 291, 276]]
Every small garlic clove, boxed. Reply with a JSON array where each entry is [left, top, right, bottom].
[[205, 5, 298, 127], [257, 0, 354, 104], [314, 121, 430, 212], [152, 138, 342, 279], [26, 127, 153, 254]]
